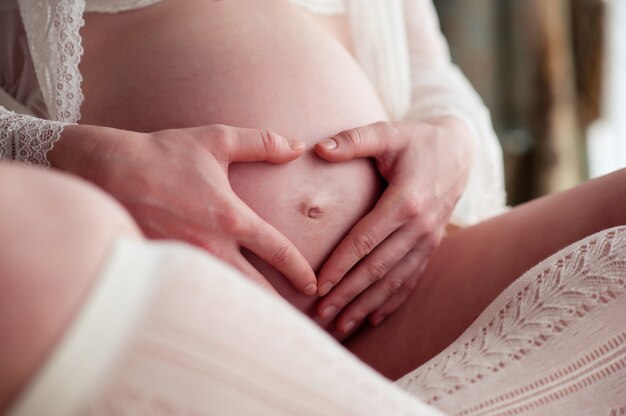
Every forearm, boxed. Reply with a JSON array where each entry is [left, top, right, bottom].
[[47, 123, 141, 180]]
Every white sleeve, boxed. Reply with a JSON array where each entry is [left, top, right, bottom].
[[0, 5, 71, 167], [0, 106, 69, 167], [403, 0, 507, 224]]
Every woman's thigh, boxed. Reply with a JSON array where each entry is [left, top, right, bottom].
[[0, 164, 141, 412], [346, 168, 626, 380]]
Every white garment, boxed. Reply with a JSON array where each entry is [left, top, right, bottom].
[[0, 0, 507, 224], [8, 238, 446, 416], [8, 227, 626, 415], [398, 226, 626, 415]]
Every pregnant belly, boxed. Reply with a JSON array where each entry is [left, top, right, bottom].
[[79, 0, 388, 326]]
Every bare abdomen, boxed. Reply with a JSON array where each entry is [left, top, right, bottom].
[[79, 0, 388, 324]]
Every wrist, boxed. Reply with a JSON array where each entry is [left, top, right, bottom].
[[48, 124, 142, 177], [414, 116, 475, 192], [422, 115, 473, 146], [422, 115, 475, 161]]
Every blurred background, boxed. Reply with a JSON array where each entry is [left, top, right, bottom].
[[434, 0, 626, 206]]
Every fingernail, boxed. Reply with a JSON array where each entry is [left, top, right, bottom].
[[371, 315, 386, 326], [290, 139, 306, 151], [318, 281, 333, 296], [318, 138, 337, 150], [320, 304, 337, 320], [304, 283, 317, 296], [342, 320, 356, 333]]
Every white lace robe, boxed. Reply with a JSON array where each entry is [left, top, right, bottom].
[[0, 0, 506, 225], [9, 227, 626, 415], [4, 2, 625, 415]]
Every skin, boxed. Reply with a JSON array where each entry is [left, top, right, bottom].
[[50, 123, 318, 295], [1, 163, 625, 414], [50, 0, 625, 350], [314, 118, 473, 333], [346, 166, 626, 379], [0, 164, 142, 412], [1, 2, 625, 406], [75, 0, 392, 334], [66, 0, 473, 335]]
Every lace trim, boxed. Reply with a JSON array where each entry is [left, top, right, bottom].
[[12, 0, 507, 222], [18, 0, 85, 123], [457, 333, 626, 415], [0, 107, 69, 167], [397, 227, 626, 405]]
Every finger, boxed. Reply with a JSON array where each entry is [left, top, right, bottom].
[[335, 249, 429, 334], [314, 122, 405, 162], [316, 186, 408, 297], [369, 274, 420, 326], [236, 204, 317, 296], [232, 252, 280, 295], [211, 125, 305, 164], [192, 231, 281, 296], [317, 226, 418, 321]]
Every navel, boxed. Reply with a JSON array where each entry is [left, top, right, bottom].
[[301, 201, 325, 220]]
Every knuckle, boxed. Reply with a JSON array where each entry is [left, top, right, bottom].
[[339, 128, 363, 148], [419, 226, 440, 253], [208, 124, 234, 154], [270, 240, 291, 267], [350, 306, 370, 322], [406, 253, 421, 270], [398, 198, 421, 220], [217, 208, 247, 235], [372, 120, 388, 131], [373, 121, 392, 139], [338, 290, 357, 306], [386, 278, 404, 296], [404, 277, 419, 290], [422, 214, 438, 233], [424, 236, 439, 253], [210, 124, 232, 143], [259, 130, 281, 156], [352, 232, 377, 258], [364, 259, 390, 283]]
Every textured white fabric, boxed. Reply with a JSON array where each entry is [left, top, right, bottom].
[[0, 108, 68, 167], [397, 226, 626, 415], [0, 0, 507, 223], [346, 0, 507, 222], [17, 0, 85, 123], [8, 238, 163, 416], [9, 228, 626, 415], [9, 238, 446, 416]]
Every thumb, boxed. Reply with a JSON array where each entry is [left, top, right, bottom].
[[314, 122, 393, 162], [226, 127, 305, 164]]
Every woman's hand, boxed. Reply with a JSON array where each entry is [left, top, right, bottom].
[[314, 117, 473, 334], [49, 123, 317, 295]]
